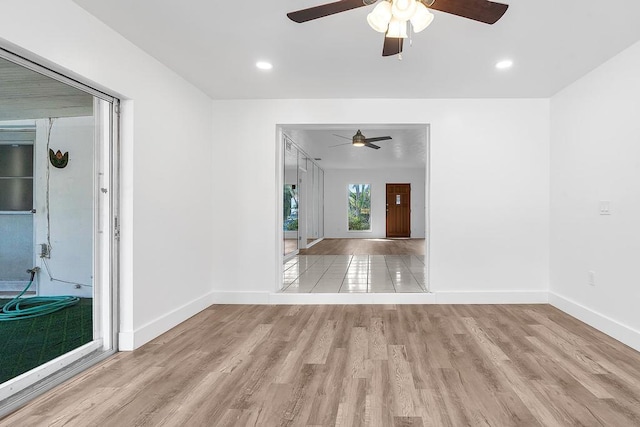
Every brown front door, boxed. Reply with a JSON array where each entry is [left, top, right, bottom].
[[386, 183, 411, 238]]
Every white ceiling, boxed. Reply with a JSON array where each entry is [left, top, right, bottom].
[[284, 124, 427, 169], [71, 0, 640, 169], [73, 0, 640, 100]]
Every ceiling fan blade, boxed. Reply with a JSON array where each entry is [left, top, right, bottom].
[[364, 136, 392, 143], [287, 0, 369, 23], [382, 36, 403, 57], [427, 0, 509, 25], [364, 142, 381, 149], [332, 134, 352, 140], [329, 142, 352, 148]]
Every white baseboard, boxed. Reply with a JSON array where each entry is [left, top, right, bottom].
[[117, 331, 134, 352], [212, 291, 271, 304], [434, 290, 548, 304], [117, 290, 640, 356], [118, 291, 216, 351], [305, 237, 324, 249], [269, 292, 437, 305], [209, 290, 546, 305], [549, 292, 640, 353]]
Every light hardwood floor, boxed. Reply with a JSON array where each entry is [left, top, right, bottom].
[[2, 304, 640, 426], [299, 238, 425, 255]]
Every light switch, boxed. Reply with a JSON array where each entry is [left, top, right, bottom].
[[599, 201, 611, 215]]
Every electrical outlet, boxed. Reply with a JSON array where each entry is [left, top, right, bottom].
[[599, 201, 611, 215], [40, 243, 50, 258], [587, 271, 596, 286]]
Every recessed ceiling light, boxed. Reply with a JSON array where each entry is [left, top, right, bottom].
[[495, 59, 513, 70], [256, 61, 273, 70]]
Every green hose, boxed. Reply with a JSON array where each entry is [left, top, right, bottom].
[[0, 270, 80, 321]]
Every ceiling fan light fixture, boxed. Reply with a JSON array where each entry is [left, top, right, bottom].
[[386, 17, 408, 38], [367, 1, 392, 33], [410, 3, 434, 33], [286, 0, 509, 58], [496, 59, 513, 70], [256, 61, 273, 70], [352, 130, 366, 147], [391, 0, 417, 21]]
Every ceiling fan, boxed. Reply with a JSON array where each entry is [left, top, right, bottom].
[[330, 130, 392, 149], [287, 0, 509, 57]]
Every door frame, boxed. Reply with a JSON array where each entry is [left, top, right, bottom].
[[276, 124, 431, 293]]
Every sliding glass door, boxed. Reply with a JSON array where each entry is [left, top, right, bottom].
[[0, 49, 118, 413], [282, 135, 324, 259]]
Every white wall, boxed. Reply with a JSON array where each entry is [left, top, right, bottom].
[[211, 99, 550, 299], [550, 40, 640, 350], [34, 117, 93, 298], [324, 168, 426, 239], [0, 0, 214, 349]]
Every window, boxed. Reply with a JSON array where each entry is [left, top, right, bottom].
[[348, 184, 371, 231], [0, 144, 34, 211]]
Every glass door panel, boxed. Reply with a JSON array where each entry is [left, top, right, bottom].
[[283, 140, 298, 257], [0, 51, 117, 409]]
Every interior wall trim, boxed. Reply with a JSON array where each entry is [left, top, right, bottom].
[[210, 290, 548, 305], [270, 292, 437, 304], [118, 291, 216, 351], [434, 290, 548, 304], [549, 292, 640, 353]]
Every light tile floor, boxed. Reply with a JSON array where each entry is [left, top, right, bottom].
[[282, 255, 428, 293]]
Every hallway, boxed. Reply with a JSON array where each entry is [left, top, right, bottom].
[[284, 239, 427, 293]]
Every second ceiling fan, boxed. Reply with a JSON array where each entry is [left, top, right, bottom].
[[331, 130, 392, 150], [287, 0, 509, 57]]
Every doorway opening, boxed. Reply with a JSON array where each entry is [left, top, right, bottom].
[[277, 124, 429, 294]]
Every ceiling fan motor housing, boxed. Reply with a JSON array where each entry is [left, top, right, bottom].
[[353, 130, 366, 146]]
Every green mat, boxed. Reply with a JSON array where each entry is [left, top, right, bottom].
[[0, 298, 93, 384]]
